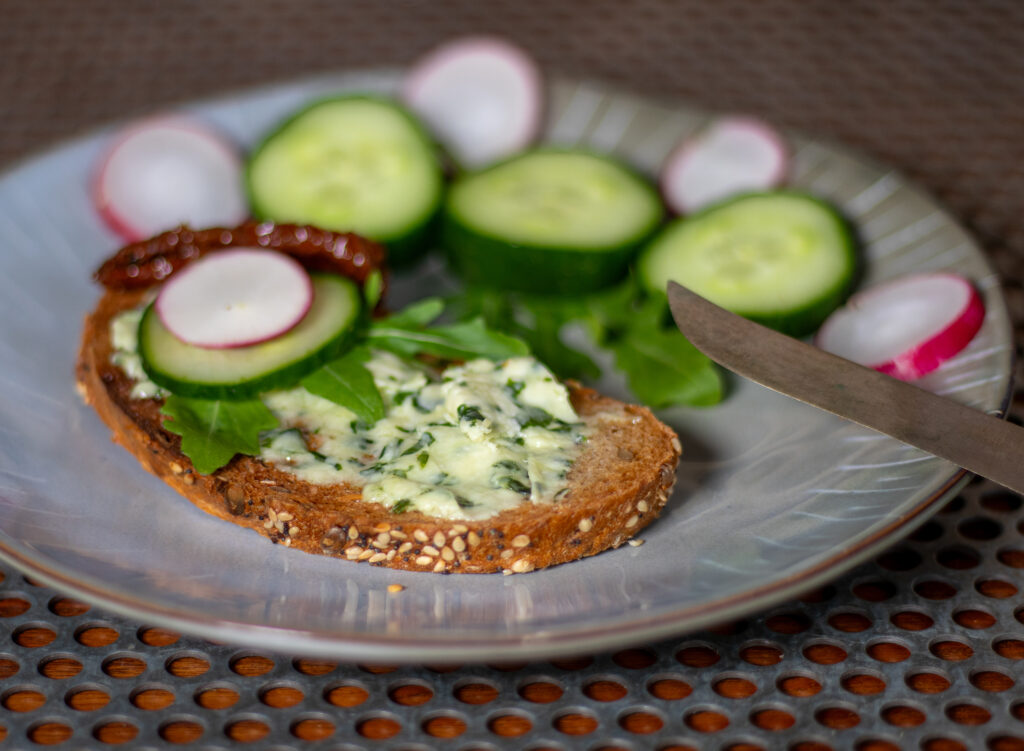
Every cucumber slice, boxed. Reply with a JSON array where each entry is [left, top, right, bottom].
[[639, 192, 857, 337], [246, 96, 444, 265], [442, 149, 663, 294], [139, 274, 362, 398]]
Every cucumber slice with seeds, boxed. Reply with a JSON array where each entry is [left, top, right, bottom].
[[639, 191, 857, 337], [139, 274, 362, 399], [246, 96, 444, 265], [442, 149, 662, 294]]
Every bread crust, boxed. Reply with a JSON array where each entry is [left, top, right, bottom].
[[76, 287, 681, 574]]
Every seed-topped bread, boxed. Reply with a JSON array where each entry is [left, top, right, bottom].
[[76, 224, 681, 574]]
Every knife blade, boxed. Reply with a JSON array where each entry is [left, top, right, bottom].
[[666, 281, 1022, 494]]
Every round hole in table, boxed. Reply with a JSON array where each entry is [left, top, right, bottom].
[[713, 674, 758, 699], [618, 706, 665, 734], [851, 578, 898, 602], [979, 489, 1022, 512], [229, 653, 275, 677], [129, 684, 175, 711], [291, 713, 336, 742], [27, 718, 73, 746], [906, 671, 952, 694], [486, 709, 533, 737], [452, 679, 499, 705], [957, 516, 1003, 540], [39, 654, 84, 680], [880, 702, 927, 727], [929, 638, 975, 661], [421, 711, 468, 738], [841, 670, 886, 695], [0, 593, 31, 618], [324, 682, 370, 708], [48, 597, 89, 617], [553, 709, 600, 735], [259, 682, 306, 708], [777, 672, 823, 698], [193, 682, 240, 710], [291, 657, 337, 676], [675, 642, 721, 668], [224, 714, 272, 743], [969, 669, 1016, 692], [74, 622, 119, 648], [975, 577, 1018, 598], [101, 654, 147, 680], [518, 677, 565, 703], [16, 622, 58, 648], [750, 705, 796, 731], [67, 684, 113, 712], [740, 641, 784, 666], [646, 675, 692, 701], [92, 717, 139, 745], [388, 680, 435, 706], [136, 626, 180, 647]]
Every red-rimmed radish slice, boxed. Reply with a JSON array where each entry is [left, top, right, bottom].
[[661, 117, 788, 214], [815, 272, 985, 381], [94, 116, 247, 241], [155, 249, 313, 349], [403, 36, 543, 168]]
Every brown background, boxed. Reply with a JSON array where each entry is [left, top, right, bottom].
[[2, 1, 1024, 749]]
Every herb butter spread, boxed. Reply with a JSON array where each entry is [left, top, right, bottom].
[[110, 310, 586, 521], [110, 308, 168, 400], [260, 352, 586, 520]]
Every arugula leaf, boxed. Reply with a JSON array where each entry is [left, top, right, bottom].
[[368, 316, 529, 361], [382, 297, 445, 328], [161, 395, 279, 475], [453, 288, 598, 379], [301, 346, 385, 423], [606, 298, 724, 407], [513, 297, 600, 380], [451, 279, 723, 408]]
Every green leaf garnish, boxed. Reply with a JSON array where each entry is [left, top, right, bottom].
[[606, 298, 723, 407], [301, 346, 385, 423], [451, 277, 723, 408], [161, 395, 279, 475], [368, 315, 529, 361], [453, 288, 598, 380], [383, 297, 445, 328]]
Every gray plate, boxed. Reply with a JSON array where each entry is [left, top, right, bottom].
[[0, 71, 1013, 662]]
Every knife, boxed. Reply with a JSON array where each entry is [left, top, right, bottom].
[[666, 281, 1022, 494]]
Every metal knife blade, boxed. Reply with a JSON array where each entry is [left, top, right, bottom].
[[666, 281, 1022, 494]]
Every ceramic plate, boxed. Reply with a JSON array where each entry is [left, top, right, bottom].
[[0, 71, 1013, 662]]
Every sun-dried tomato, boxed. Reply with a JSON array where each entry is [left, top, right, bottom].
[[94, 222, 386, 289]]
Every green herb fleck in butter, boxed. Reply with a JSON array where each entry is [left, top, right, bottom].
[[260, 352, 585, 520]]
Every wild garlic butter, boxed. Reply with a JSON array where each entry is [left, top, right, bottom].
[[260, 352, 586, 520], [110, 308, 168, 400]]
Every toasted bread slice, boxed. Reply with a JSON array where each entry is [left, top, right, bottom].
[[76, 287, 681, 574]]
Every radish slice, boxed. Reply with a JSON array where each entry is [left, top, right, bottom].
[[660, 117, 788, 214], [403, 36, 543, 168], [94, 116, 248, 241], [815, 272, 985, 381], [155, 249, 313, 349]]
